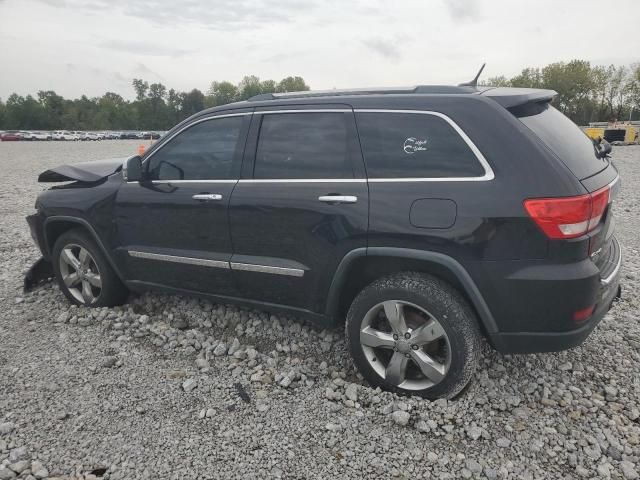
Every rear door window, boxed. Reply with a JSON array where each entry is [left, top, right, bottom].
[[514, 104, 607, 180], [254, 112, 355, 179], [355, 112, 485, 178]]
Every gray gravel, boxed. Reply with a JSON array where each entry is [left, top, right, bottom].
[[1, 140, 639, 479]]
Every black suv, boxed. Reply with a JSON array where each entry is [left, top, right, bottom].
[[26, 85, 622, 399]]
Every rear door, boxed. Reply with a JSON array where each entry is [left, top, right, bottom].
[[228, 106, 368, 313]]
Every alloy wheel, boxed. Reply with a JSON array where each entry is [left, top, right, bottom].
[[58, 244, 102, 305], [359, 300, 451, 390]]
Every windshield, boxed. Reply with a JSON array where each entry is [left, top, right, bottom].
[[514, 104, 608, 180]]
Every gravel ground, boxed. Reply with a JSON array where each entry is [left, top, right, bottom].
[[0, 141, 639, 480]]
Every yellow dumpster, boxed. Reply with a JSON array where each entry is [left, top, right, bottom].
[[584, 127, 605, 140]]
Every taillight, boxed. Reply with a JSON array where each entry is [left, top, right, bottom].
[[524, 185, 610, 239]]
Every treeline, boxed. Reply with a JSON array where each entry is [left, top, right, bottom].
[[2, 60, 639, 130], [0, 75, 309, 131], [483, 60, 640, 125]]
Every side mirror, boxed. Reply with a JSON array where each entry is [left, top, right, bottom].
[[600, 140, 612, 157], [124, 155, 143, 182]]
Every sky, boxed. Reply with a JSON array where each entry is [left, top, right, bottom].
[[0, 0, 638, 100]]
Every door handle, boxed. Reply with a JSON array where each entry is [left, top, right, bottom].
[[318, 195, 358, 204], [192, 194, 222, 201]]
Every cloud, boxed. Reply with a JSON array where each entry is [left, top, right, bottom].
[[134, 62, 163, 80], [362, 38, 402, 61], [64, 63, 130, 89], [34, 0, 316, 29], [100, 39, 193, 57], [444, 0, 481, 21]]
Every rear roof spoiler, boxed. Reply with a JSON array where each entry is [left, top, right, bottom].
[[479, 87, 557, 109]]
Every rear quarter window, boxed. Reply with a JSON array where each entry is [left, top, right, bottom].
[[514, 104, 607, 180], [355, 112, 486, 178]]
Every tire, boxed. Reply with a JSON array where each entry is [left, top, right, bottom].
[[345, 272, 482, 399], [52, 228, 128, 307]]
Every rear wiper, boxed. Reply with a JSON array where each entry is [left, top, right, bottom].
[[592, 137, 612, 160]]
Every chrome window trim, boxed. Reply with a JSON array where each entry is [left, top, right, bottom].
[[150, 179, 238, 184], [128, 251, 230, 269], [230, 262, 305, 277], [129, 108, 494, 184], [139, 111, 252, 182], [353, 109, 495, 182], [256, 109, 352, 114]]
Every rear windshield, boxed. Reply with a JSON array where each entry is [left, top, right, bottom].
[[514, 103, 608, 180]]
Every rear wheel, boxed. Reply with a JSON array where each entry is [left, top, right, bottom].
[[345, 272, 482, 399], [52, 229, 128, 307]]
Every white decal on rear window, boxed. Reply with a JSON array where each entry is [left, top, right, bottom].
[[403, 137, 428, 155]]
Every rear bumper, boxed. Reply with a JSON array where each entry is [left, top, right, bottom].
[[488, 237, 622, 353]]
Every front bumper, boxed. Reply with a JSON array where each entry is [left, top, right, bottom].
[[24, 257, 54, 292], [488, 238, 622, 354], [24, 213, 54, 292]]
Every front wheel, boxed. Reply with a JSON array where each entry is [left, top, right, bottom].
[[345, 272, 482, 399], [52, 229, 128, 307]]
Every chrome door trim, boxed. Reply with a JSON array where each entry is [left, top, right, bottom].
[[127, 251, 305, 277], [230, 262, 305, 277], [353, 109, 495, 182], [128, 251, 230, 269], [238, 179, 367, 184]]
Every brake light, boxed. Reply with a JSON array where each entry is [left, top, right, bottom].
[[524, 185, 610, 239]]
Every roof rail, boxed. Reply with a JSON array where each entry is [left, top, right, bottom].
[[247, 85, 478, 101]]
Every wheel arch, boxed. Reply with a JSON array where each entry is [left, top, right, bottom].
[[43, 216, 126, 282], [326, 247, 498, 335]]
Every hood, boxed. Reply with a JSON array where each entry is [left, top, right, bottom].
[[38, 157, 126, 182]]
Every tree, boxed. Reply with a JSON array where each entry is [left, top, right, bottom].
[[167, 88, 183, 125], [237, 75, 263, 100], [181, 89, 205, 118], [510, 68, 543, 88], [132, 79, 149, 101], [629, 63, 640, 119], [260, 79, 277, 94], [207, 81, 238, 106], [37, 90, 65, 128], [277, 76, 309, 93], [481, 75, 510, 87]]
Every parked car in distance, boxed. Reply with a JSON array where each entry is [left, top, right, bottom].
[[141, 131, 161, 140], [26, 84, 622, 399], [53, 131, 76, 141], [1, 130, 23, 141], [81, 132, 100, 141], [21, 131, 37, 141], [119, 131, 139, 140], [31, 131, 53, 141]]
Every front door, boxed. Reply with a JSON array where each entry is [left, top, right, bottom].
[[114, 111, 251, 295], [228, 107, 369, 314]]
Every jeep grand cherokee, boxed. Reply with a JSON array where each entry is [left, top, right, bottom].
[[26, 84, 622, 399]]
